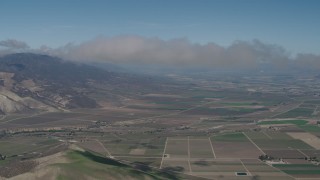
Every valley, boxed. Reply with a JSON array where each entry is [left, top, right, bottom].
[[1, 55, 320, 179]]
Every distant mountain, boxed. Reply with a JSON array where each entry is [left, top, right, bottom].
[[0, 53, 117, 84], [0, 53, 158, 114]]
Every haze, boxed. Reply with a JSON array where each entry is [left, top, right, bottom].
[[1, 0, 320, 71]]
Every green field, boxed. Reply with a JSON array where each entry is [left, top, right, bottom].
[[258, 119, 308, 126], [299, 125, 320, 132], [274, 108, 314, 118], [273, 164, 320, 175]]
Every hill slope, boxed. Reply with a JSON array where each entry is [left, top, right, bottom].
[[0, 53, 156, 114]]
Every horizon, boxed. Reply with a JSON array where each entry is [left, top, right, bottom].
[[1, 0, 320, 69]]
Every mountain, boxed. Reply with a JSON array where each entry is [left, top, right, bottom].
[[0, 53, 156, 114]]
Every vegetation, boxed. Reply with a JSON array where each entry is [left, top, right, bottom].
[[54, 150, 179, 180], [282, 170, 320, 175], [273, 164, 320, 175], [275, 108, 314, 118], [273, 164, 318, 168], [258, 119, 308, 125], [299, 125, 320, 132]]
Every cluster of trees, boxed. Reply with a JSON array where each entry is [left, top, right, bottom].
[[0, 153, 6, 160], [258, 154, 274, 161], [307, 156, 319, 162]]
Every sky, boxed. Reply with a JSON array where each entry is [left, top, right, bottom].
[[0, 0, 320, 69]]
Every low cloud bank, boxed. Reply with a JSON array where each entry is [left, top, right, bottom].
[[0, 39, 30, 56], [1, 36, 320, 70], [53, 36, 290, 68], [0, 39, 29, 49]]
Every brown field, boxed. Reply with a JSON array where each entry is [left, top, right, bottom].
[[280, 126, 306, 132], [293, 175, 320, 179], [251, 139, 313, 150], [129, 148, 146, 155], [287, 132, 320, 149], [285, 159, 312, 164], [249, 173, 294, 180], [189, 138, 215, 158], [190, 159, 246, 172], [164, 139, 188, 158], [263, 149, 306, 159], [300, 150, 320, 159], [244, 164, 279, 172], [266, 132, 294, 140], [8, 116, 64, 125], [211, 141, 262, 158], [190, 172, 253, 180], [241, 159, 294, 179]]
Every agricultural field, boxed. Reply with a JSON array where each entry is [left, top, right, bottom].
[[211, 133, 262, 159], [2, 73, 320, 179], [241, 131, 320, 178], [189, 138, 215, 159], [0, 136, 66, 178], [287, 132, 320, 149], [274, 108, 314, 118], [247, 133, 313, 150], [258, 119, 308, 126], [0, 136, 62, 159], [273, 164, 320, 178]]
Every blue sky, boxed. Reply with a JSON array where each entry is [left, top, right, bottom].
[[1, 0, 320, 55]]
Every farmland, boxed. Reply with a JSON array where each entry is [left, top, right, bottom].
[[2, 73, 320, 179], [258, 120, 308, 126]]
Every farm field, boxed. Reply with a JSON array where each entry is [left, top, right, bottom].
[[273, 164, 320, 178], [274, 108, 314, 118], [2, 73, 320, 179], [236, 131, 320, 178], [249, 135, 313, 150], [0, 136, 62, 158], [258, 119, 308, 126], [189, 138, 215, 159], [211, 133, 262, 158], [158, 134, 298, 179], [287, 132, 320, 149]]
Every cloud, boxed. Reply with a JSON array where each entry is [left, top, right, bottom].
[[3, 36, 320, 71], [0, 39, 29, 49], [46, 36, 292, 69], [293, 53, 320, 69]]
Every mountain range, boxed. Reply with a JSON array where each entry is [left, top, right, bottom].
[[0, 53, 158, 114]]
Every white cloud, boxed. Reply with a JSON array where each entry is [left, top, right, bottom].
[[2, 36, 320, 70], [0, 39, 29, 49], [48, 36, 293, 69]]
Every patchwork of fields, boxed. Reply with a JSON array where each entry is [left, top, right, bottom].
[[156, 134, 295, 179], [2, 74, 320, 179], [70, 130, 320, 179], [63, 125, 320, 180]]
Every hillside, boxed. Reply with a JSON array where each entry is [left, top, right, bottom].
[[7, 148, 178, 180], [0, 53, 158, 114]]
